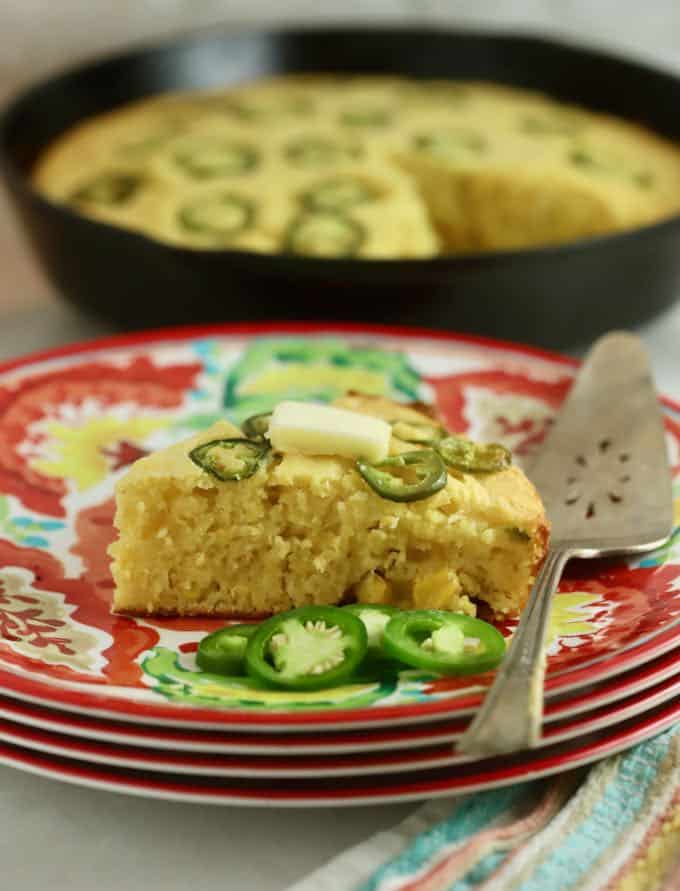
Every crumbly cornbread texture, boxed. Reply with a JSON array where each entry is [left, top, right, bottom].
[[33, 76, 680, 256], [109, 396, 549, 619]]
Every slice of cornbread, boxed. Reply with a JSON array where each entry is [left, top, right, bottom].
[[109, 397, 548, 618]]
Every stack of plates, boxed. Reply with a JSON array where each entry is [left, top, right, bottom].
[[0, 323, 677, 806]]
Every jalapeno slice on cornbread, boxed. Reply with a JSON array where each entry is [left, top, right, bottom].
[[177, 193, 255, 238], [174, 141, 259, 179], [70, 171, 144, 206], [300, 176, 379, 213], [284, 212, 365, 257]]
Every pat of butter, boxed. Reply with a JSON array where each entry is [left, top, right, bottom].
[[268, 401, 391, 462]]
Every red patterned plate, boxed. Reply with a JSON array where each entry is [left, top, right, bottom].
[[0, 698, 677, 806], [0, 323, 678, 730], [1, 670, 678, 777], [0, 644, 677, 754]]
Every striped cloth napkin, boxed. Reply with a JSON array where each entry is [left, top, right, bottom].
[[289, 723, 680, 891]]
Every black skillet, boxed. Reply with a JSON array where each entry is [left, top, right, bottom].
[[2, 27, 680, 348]]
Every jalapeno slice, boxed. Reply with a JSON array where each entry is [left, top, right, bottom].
[[284, 137, 362, 167], [412, 129, 486, 158], [389, 419, 446, 445], [177, 193, 255, 238], [357, 449, 447, 503], [568, 149, 652, 189], [342, 604, 398, 659], [340, 107, 392, 127], [222, 96, 315, 122], [197, 623, 258, 675], [301, 176, 379, 213], [174, 142, 259, 179], [383, 610, 506, 675], [436, 436, 511, 474], [520, 115, 582, 137], [241, 412, 272, 440], [70, 172, 144, 206], [245, 606, 367, 690], [284, 212, 365, 258], [189, 438, 269, 481]]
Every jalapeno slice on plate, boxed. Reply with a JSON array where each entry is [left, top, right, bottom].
[[383, 610, 506, 675], [70, 171, 144, 206], [284, 137, 362, 168], [436, 436, 511, 473], [189, 438, 269, 481], [300, 176, 379, 213], [241, 411, 272, 441], [284, 212, 365, 258], [245, 606, 368, 691], [197, 623, 258, 675], [177, 193, 255, 238], [174, 142, 259, 179], [342, 604, 399, 659], [357, 449, 447, 503]]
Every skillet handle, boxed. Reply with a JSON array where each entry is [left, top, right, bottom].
[[456, 547, 571, 757]]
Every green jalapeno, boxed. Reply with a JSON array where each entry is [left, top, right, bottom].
[[357, 449, 448, 503], [245, 606, 367, 691], [116, 121, 183, 159], [177, 193, 255, 238], [284, 137, 362, 167], [520, 115, 581, 137], [383, 610, 506, 675], [340, 107, 393, 127], [389, 419, 446, 445], [300, 176, 379, 213], [197, 623, 258, 675], [70, 171, 144, 206], [342, 604, 399, 660], [412, 129, 486, 158], [241, 412, 272, 441], [188, 437, 269, 481], [435, 436, 511, 474], [283, 212, 365, 257], [222, 96, 315, 122], [174, 142, 259, 179], [568, 149, 652, 188]]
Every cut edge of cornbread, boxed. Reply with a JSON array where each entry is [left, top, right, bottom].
[[109, 398, 549, 620]]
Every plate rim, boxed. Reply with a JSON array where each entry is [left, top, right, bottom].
[[0, 698, 677, 807], [0, 641, 678, 752], [1, 671, 679, 778]]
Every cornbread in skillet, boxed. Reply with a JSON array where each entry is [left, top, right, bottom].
[[109, 396, 548, 619], [33, 76, 680, 256]]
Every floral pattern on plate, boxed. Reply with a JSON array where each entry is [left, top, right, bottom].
[[0, 326, 677, 719]]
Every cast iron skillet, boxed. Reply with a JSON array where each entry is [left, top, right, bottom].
[[2, 27, 680, 347]]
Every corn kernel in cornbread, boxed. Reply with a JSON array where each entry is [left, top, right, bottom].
[[109, 398, 548, 618]]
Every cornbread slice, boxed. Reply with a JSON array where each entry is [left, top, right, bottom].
[[109, 397, 548, 619]]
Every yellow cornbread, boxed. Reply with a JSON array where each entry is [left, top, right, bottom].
[[109, 397, 549, 619], [33, 75, 680, 256]]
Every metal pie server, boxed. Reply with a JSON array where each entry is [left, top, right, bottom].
[[458, 331, 674, 757]]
